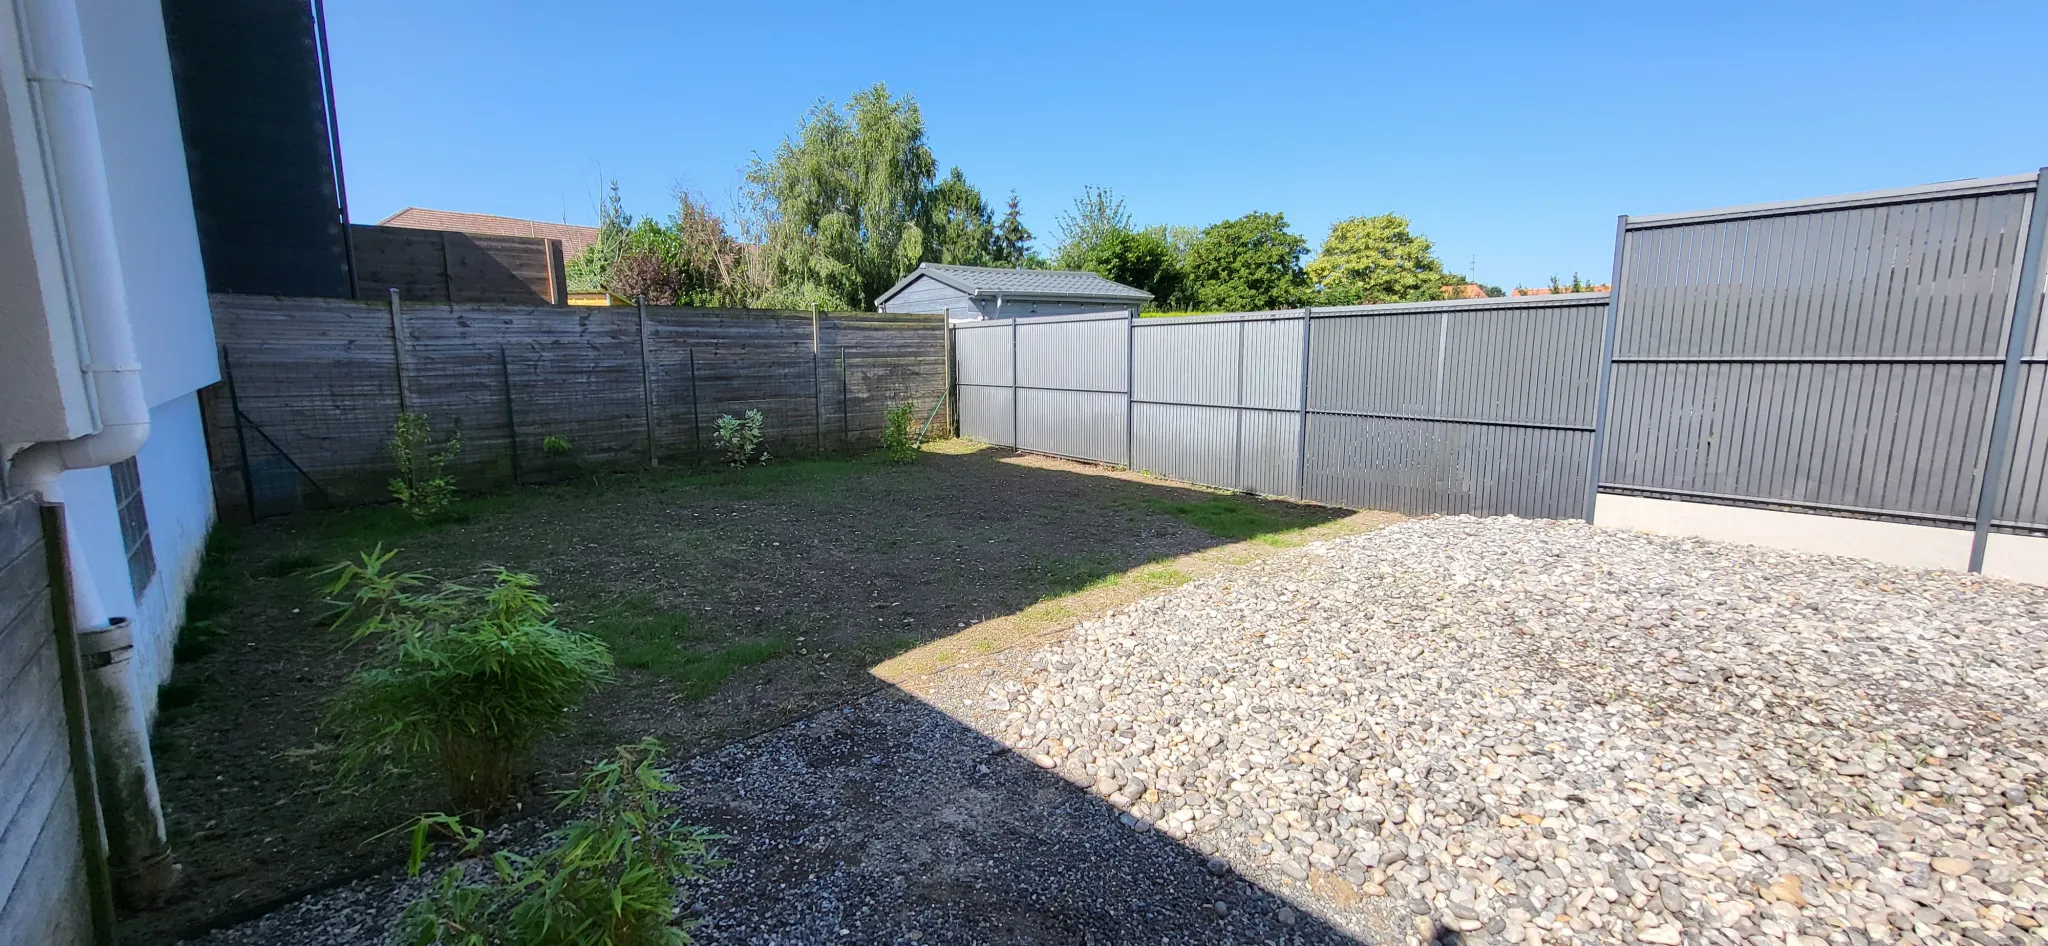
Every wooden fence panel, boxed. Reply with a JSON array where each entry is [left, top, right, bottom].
[[0, 498, 95, 945], [349, 225, 564, 305], [205, 295, 948, 518]]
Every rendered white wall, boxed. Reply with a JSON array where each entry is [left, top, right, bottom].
[[1982, 533, 2048, 587], [49, 393, 213, 714], [1592, 493, 1976, 574], [130, 392, 213, 703], [75, 0, 216, 407]]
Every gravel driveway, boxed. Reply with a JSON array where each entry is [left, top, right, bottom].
[[967, 517, 2048, 945], [189, 516, 2047, 945]]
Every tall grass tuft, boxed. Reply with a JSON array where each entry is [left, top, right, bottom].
[[395, 739, 724, 946], [318, 546, 612, 815]]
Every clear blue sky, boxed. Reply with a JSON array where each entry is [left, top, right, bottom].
[[326, 0, 2048, 291]]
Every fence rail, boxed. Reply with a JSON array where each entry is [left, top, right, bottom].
[[205, 294, 948, 519], [954, 169, 2048, 575]]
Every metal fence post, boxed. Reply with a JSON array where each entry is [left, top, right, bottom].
[[637, 296, 655, 468], [1125, 313, 1136, 468], [1010, 316, 1020, 449], [499, 344, 520, 486], [1969, 169, 2048, 572], [1584, 215, 1629, 522], [221, 347, 257, 522], [387, 287, 409, 414], [687, 348, 702, 458], [1233, 318, 1245, 492], [1294, 308, 1313, 500]]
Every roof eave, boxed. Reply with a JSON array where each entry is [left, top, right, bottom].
[[973, 289, 1153, 304]]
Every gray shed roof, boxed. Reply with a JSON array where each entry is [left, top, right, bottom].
[[874, 263, 1152, 306]]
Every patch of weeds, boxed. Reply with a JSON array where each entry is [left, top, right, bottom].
[[171, 620, 228, 663], [156, 676, 209, 729], [581, 595, 787, 699], [299, 494, 528, 560], [1024, 601, 1077, 624], [1132, 566, 1191, 588], [173, 527, 245, 663], [259, 548, 320, 579], [1030, 552, 1121, 597], [1146, 496, 1306, 545], [158, 678, 205, 713], [857, 634, 923, 665], [668, 639, 791, 699]]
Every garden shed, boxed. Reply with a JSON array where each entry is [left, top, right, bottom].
[[875, 263, 1151, 321]]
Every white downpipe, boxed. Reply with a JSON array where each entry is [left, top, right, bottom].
[[7, 0, 150, 616], [4, 0, 176, 908]]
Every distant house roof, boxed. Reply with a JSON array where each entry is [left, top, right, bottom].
[[1511, 284, 1611, 297], [875, 263, 1153, 307], [377, 207, 602, 258]]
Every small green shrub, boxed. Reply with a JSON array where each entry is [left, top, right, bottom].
[[395, 739, 724, 946], [711, 410, 767, 468], [389, 412, 462, 519], [541, 435, 574, 458], [881, 403, 918, 463], [318, 547, 612, 814]]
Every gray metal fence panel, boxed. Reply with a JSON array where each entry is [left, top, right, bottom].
[[1240, 408, 1302, 497], [1127, 312, 1308, 496], [1132, 402, 1238, 488], [1302, 297, 1606, 517], [1603, 361, 1998, 521], [1241, 317, 1305, 411], [1606, 178, 2040, 528], [1303, 414, 1593, 519], [957, 383, 1014, 447], [949, 172, 2048, 550], [1999, 195, 2048, 526], [953, 321, 1013, 385], [1133, 319, 1239, 406], [1017, 388, 1127, 463], [1015, 314, 1128, 393]]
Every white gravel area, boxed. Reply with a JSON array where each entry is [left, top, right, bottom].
[[980, 516, 2048, 946]]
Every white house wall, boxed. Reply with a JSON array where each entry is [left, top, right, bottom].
[[48, 393, 212, 715], [77, 0, 216, 406]]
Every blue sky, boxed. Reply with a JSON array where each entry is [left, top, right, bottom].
[[326, 1, 2048, 291]]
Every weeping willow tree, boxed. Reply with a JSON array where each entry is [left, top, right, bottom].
[[746, 83, 1003, 310]]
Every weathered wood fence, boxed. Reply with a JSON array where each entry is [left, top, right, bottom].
[[349, 225, 567, 305], [0, 498, 113, 945], [204, 295, 949, 520]]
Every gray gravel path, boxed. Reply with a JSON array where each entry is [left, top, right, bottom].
[[965, 517, 2048, 945]]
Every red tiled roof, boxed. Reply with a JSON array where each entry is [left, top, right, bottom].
[[376, 207, 601, 258]]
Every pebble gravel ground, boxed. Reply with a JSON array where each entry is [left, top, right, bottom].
[[188, 515, 2048, 945], [978, 517, 2048, 946]]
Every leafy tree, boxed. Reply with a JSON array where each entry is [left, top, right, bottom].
[[1181, 212, 1309, 312], [746, 83, 938, 310], [1065, 227, 1180, 305], [927, 167, 999, 267], [565, 183, 631, 294], [566, 187, 753, 307], [1307, 213, 1459, 306], [995, 191, 1032, 266], [1052, 186, 1134, 268]]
